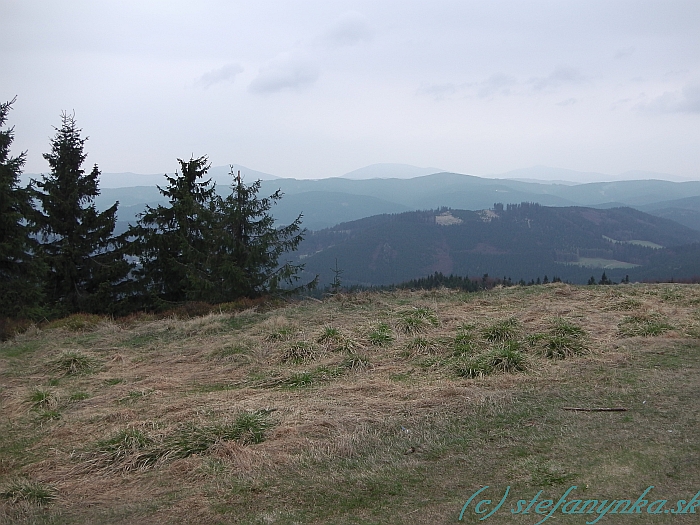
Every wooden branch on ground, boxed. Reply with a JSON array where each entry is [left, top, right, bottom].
[[562, 407, 627, 412]]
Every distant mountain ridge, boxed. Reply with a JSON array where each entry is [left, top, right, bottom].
[[22, 163, 279, 189], [340, 163, 444, 180], [90, 170, 700, 234]]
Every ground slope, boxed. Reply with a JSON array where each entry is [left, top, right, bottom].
[[1, 284, 699, 524]]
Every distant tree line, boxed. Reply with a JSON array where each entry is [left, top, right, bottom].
[[0, 100, 313, 327], [387, 271, 564, 292]]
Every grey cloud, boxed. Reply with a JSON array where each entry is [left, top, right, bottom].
[[417, 74, 516, 101], [416, 83, 458, 101], [678, 84, 700, 112], [614, 46, 635, 59], [532, 66, 584, 91], [642, 83, 700, 114], [247, 11, 372, 95], [556, 98, 577, 106], [248, 54, 319, 94], [197, 63, 243, 88], [477, 73, 517, 98], [322, 11, 373, 47]]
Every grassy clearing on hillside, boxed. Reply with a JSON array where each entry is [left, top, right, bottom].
[[1, 283, 699, 524], [558, 257, 641, 269]]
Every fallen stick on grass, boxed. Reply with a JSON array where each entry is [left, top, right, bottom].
[[562, 407, 627, 412]]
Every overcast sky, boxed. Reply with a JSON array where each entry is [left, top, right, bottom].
[[2, 0, 700, 181]]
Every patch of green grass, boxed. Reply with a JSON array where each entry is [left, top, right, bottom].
[[0, 340, 41, 359], [36, 409, 62, 422], [405, 336, 439, 355], [317, 327, 360, 354], [368, 322, 393, 346], [453, 332, 476, 356], [453, 355, 493, 378], [1, 478, 58, 506], [397, 307, 439, 334], [28, 388, 58, 410], [486, 342, 527, 373], [481, 317, 519, 342], [532, 318, 589, 359], [317, 326, 340, 343], [119, 332, 160, 348], [192, 382, 241, 394], [266, 327, 295, 342], [209, 344, 249, 360], [550, 317, 586, 339], [604, 298, 642, 311], [48, 313, 104, 331], [165, 411, 274, 457], [523, 458, 577, 487], [389, 370, 414, 382], [93, 428, 158, 470], [542, 335, 586, 359], [117, 389, 152, 404], [69, 391, 90, 401], [104, 378, 124, 386], [222, 314, 258, 331], [525, 332, 547, 346], [284, 371, 316, 388], [49, 350, 98, 376], [619, 314, 673, 337], [314, 365, 345, 381]]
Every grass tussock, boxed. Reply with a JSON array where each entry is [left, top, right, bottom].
[[317, 327, 360, 353], [47, 313, 106, 331], [1, 479, 58, 506], [89, 411, 274, 471], [49, 350, 98, 375], [368, 322, 394, 346], [481, 317, 519, 342], [397, 307, 439, 334], [618, 313, 673, 337], [281, 341, 316, 363], [28, 388, 59, 410], [528, 317, 589, 359]]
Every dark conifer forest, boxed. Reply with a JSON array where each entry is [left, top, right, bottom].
[[0, 101, 310, 329]]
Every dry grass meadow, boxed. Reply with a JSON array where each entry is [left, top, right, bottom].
[[1, 283, 700, 524]]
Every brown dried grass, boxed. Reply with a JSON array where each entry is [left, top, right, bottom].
[[1, 283, 698, 522]]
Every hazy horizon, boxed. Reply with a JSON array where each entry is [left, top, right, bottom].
[[3, 1, 700, 181], [20, 162, 696, 189]]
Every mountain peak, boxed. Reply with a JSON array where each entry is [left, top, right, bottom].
[[340, 163, 443, 180]]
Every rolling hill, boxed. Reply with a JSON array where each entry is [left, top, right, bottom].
[[77, 169, 700, 234], [292, 204, 700, 287]]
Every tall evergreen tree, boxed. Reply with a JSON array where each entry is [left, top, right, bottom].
[[129, 155, 218, 304], [130, 162, 312, 305], [211, 167, 311, 300], [0, 98, 44, 317], [33, 112, 130, 314]]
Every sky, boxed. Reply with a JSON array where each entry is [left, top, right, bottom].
[[2, 0, 700, 181]]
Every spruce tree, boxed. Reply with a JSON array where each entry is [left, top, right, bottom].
[[33, 112, 130, 314], [129, 155, 218, 304], [210, 167, 312, 300], [0, 98, 44, 317], [131, 162, 312, 305]]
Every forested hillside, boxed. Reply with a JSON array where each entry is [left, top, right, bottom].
[[294, 204, 700, 287], [91, 171, 700, 234]]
